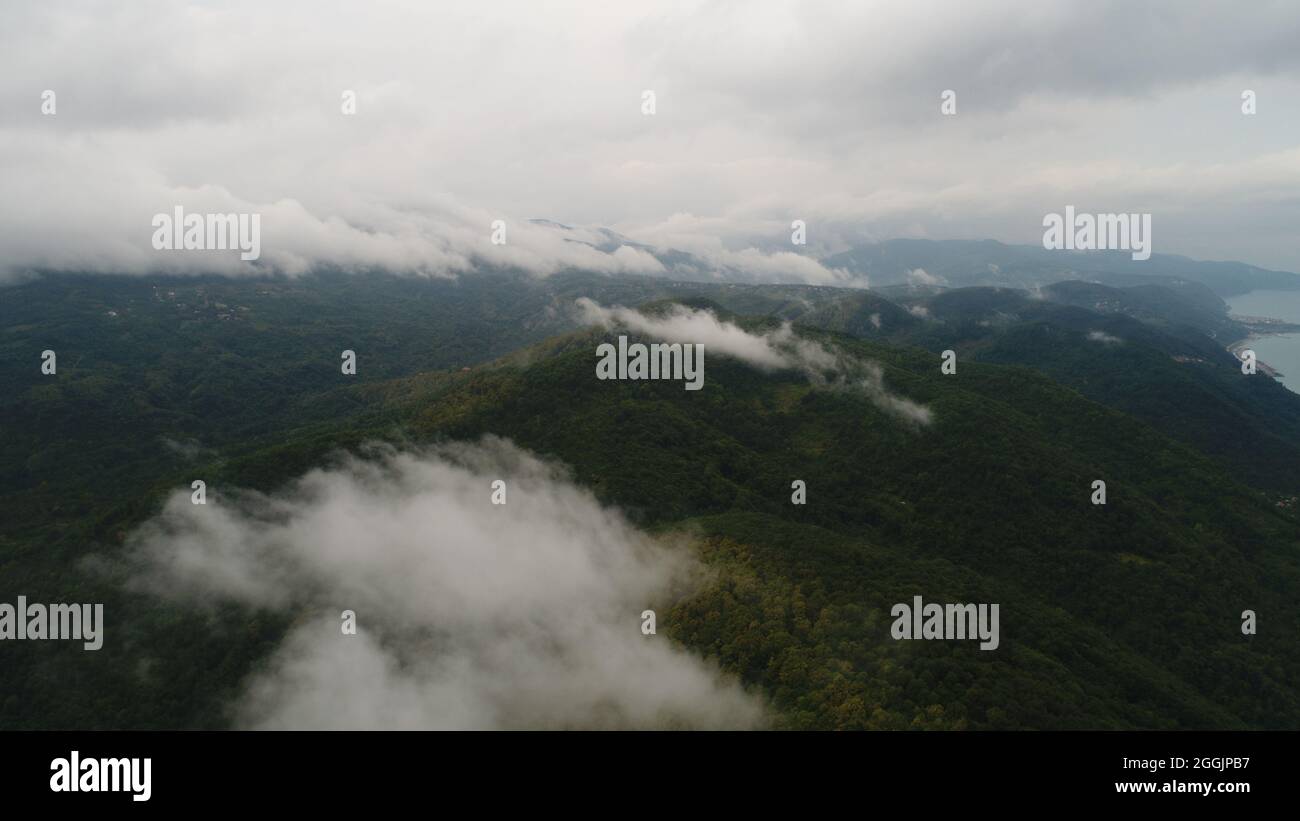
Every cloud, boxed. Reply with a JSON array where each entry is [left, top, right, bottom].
[[1087, 330, 1123, 345], [906, 268, 943, 287], [576, 298, 932, 425], [125, 438, 765, 729], [622, 214, 866, 286], [0, 163, 670, 278], [6, 1, 1300, 279], [160, 436, 210, 460], [577, 297, 790, 369]]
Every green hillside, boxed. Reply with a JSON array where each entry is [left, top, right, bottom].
[[802, 285, 1300, 494], [299, 321, 1299, 728], [3, 274, 1299, 729]]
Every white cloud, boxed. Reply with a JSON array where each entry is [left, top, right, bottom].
[[126, 438, 766, 729], [5, 1, 1300, 278], [577, 297, 791, 369], [906, 268, 943, 287], [576, 298, 932, 425], [1087, 330, 1123, 345], [160, 436, 209, 460]]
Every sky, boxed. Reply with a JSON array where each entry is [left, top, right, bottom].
[[3, 0, 1300, 281]]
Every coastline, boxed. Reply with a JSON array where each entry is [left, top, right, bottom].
[[1222, 327, 1284, 379]]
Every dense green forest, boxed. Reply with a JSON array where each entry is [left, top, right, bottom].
[[2, 270, 1298, 729]]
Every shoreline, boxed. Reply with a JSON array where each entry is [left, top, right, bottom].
[[1226, 330, 1287, 379]]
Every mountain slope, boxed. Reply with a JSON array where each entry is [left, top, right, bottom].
[[4, 273, 1300, 730], [288, 319, 1300, 729]]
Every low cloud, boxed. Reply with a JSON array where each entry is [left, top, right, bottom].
[[0, 171, 671, 280], [576, 298, 932, 425], [126, 438, 765, 729], [1087, 330, 1123, 345], [623, 213, 866, 287], [160, 436, 211, 461], [906, 268, 943, 287]]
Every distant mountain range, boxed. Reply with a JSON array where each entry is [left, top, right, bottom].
[[820, 238, 1300, 298], [533, 221, 1300, 299]]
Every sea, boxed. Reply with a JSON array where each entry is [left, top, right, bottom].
[[1226, 289, 1300, 394]]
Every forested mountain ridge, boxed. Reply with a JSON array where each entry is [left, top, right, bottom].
[[794, 285, 1300, 493], [3, 270, 1299, 729], [328, 320, 1300, 728]]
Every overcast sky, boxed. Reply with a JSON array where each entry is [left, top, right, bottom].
[[3, 0, 1300, 281]]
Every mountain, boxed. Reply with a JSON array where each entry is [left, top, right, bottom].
[[2, 271, 1300, 732], [3, 268, 1299, 730], [821, 238, 1300, 298], [224, 316, 1300, 729], [794, 283, 1300, 493], [1041, 280, 1245, 343]]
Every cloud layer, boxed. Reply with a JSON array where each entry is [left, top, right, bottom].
[[4, 1, 1300, 279], [576, 298, 932, 425], [126, 438, 765, 729]]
